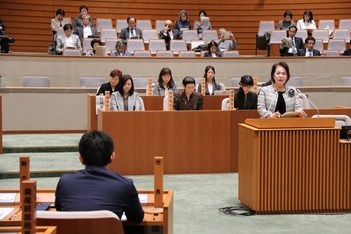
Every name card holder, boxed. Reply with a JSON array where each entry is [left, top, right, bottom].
[[144, 157, 164, 213], [147, 78, 153, 96], [253, 77, 258, 94], [104, 91, 110, 111], [168, 90, 174, 111], [229, 90, 235, 110], [20, 156, 30, 203], [21, 180, 36, 234], [201, 78, 206, 96]]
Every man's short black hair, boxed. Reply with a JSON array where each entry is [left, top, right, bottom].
[[79, 131, 114, 166]]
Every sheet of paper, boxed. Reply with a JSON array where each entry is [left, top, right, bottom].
[[96, 96, 105, 115], [138, 193, 148, 205], [0, 193, 16, 205], [0, 207, 14, 219]]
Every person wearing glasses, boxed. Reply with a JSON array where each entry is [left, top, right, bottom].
[[160, 20, 181, 50]]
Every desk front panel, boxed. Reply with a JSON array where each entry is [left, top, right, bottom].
[[98, 110, 234, 175]]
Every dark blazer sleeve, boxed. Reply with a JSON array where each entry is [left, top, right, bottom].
[[120, 28, 128, 41], [124, 180, 144, 223], [314, 49, 321, 56], [296, 37, 304, 50], [297, 49, 305, 56]]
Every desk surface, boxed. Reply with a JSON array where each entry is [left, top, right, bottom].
[[0, 189, 174, 231]]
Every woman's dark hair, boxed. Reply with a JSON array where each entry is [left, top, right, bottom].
[[79, 131, 114, 166], [158, 67, 175, 89], [203, 65, 216, 82], [90, 39, 102, 48], [303, 10, 313, 22], [110, 69, 122, 78], [284, 11, 293, 19], [56, 8, 65, 17], [118, 74, 134, 96], [79, 5, 88, 13], [198, 10, 207, 17], [63, 23, 73, 31], [240, 75, 254, 86], [236, 75, 254, 109], [207, 40, 218, 51], [270, 61, 290, 83], [182, 76, 195, 86]]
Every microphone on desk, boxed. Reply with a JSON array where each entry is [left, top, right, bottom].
[[296, 89, 320, 117]]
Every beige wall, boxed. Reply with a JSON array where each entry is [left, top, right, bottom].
[[0, 55, 351, 132]]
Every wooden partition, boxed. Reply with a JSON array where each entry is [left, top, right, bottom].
[[238, 119, 351, 214], [88, 94, 227, 131], [1, 1, 351, 55]]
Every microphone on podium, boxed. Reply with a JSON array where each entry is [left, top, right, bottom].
[[296, 89, 320, 117]]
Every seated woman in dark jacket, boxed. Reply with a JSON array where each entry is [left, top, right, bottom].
[[234, 75, 258, 110]]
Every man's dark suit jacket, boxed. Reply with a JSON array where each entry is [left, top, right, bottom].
[[297, 48, 321, 57], [120, 27, 143, 43], [159, 29, 181, 50], [73, 26, 98, 46], [280, 36, 304, 56], [55, 165, 144, 223]]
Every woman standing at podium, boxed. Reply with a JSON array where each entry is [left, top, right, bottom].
[[257, 61, 303, 118]]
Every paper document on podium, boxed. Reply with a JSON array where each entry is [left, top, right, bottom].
[[281, 111, 303, 118], [282, 37, 292, 48]]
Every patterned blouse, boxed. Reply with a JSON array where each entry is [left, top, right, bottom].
[[173, 91, 203, 110]]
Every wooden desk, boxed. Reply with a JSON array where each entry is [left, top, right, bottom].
[[88, 94, 227, 131], [0, 226, 57, 234], [97, 108, 351, 174], [238, 119, 351, 214], [0, 189, 174, 234]]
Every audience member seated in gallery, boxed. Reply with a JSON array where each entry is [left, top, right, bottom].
[[203, 40, 221, 57], [174, 76, 203, 110], [111, 40, 132, 56], [257, 61, 303, 118], [73, 5, 94, 28], [277, 11, 296, 30], [120, 16, 143, 44], [110, 74, 142, 111], [86, 39, 102, 56], [280, 25, 304, 56], [51, 8, 71, 41], [215, 28, 237, 51], [56, 23, 82, 55], [0, 18, 15, 53], [234, 75, 258, 110], [160, 20, 181, 50], [297, 10, 317, 30], [193, 10, 212, 40], [297, 36, 321, 57], [96, 69, 123, 95], [196, 65, 223, 95], [74, 14, 98, 46], [55, 130, 144, 223], [153, 67, 178, 96], [174, 9, 191, 39], [343, 40, 351, 56]]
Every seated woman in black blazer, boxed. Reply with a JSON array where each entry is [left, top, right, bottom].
[[234, 75, 258, 109]]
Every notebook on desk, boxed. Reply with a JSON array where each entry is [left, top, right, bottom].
[[130, 35, 140, 39], [214, 90, 230, 95]]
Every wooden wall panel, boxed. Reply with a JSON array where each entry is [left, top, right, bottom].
[[0, 0, 350, 54]]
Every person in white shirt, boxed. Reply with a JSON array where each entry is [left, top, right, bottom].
[[73, 15, 98, 47], [297, 10, 317, 30]]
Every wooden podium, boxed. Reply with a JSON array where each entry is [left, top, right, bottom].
[[238, 118, 351, 214]]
